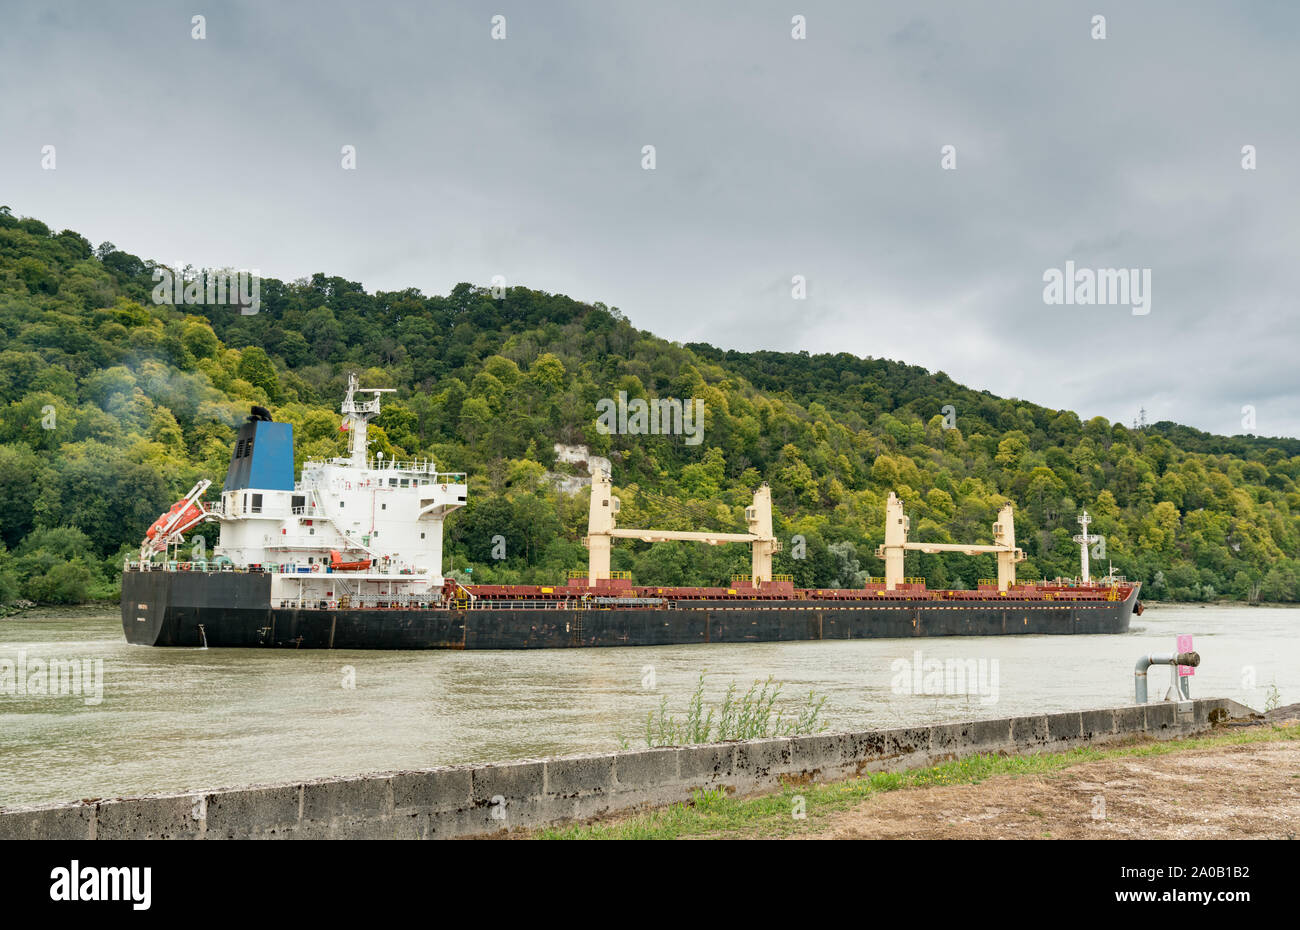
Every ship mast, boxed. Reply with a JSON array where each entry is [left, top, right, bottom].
[[340, 372, 394, 467], [1073, 510, 1101, 584]]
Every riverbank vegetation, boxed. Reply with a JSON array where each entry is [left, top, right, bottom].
[[2, 207, 1298, 606], [632, 673, 829, 748]]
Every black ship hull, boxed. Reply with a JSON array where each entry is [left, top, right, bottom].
[[122, 571, 1138, 649]]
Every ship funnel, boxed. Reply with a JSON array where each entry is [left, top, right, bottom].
[[223, 410, 294, 492]]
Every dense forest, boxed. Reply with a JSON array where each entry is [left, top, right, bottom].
[[2, 206, 1298, 607]]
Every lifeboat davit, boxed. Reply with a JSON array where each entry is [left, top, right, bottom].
[[330, 550, 372, 572], [139, 480, 213, 559], [146, 499, 205, 543]]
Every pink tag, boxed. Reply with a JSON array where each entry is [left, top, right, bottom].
[[1177, 634, 1195, 677]]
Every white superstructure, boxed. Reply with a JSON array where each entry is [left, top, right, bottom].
[[205, 374, 467, 608]]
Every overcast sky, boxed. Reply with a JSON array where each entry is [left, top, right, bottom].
[[4, 1, 1298, 438]]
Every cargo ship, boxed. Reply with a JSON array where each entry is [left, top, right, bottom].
[[122, 376, 1141, 649]]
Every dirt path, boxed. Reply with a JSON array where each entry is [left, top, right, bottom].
[[812, 738, 1300, 839]]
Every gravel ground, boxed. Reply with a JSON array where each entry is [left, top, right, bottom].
[[808, 707, 1300, 840]]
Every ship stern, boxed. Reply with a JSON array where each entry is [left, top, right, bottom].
[[121, 569, 171, 646]]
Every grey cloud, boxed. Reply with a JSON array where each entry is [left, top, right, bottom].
[[3, 0, 1297, 437]]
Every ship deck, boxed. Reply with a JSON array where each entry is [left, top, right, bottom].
[[123, 562, 1136, 611], [461, 579, 1136, 606]]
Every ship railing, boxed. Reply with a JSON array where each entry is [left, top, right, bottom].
[[270, 595, 581, 611], [468, 599, 575, 610], [364, 459, 467, 481], [731, 574, 795, 585], [126, 558, 436, 577], [1042, 576, 1131, 587], [278, 596, 573, 611], [128, 560, 276, 574], [127, 560, 227, 573], [275, 595, 441, 611]]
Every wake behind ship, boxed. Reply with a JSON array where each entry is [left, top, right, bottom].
[[122, 376, 1140, 649]]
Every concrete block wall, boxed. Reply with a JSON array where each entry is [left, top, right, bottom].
[[0, 698, 1256, 840]]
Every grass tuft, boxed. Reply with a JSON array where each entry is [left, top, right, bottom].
[[639, 671, 829, 748]]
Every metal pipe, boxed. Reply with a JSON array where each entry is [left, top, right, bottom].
[[1135, 651, 1199, 703]]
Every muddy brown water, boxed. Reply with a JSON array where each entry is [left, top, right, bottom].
[[0, 603, 1294, 807]]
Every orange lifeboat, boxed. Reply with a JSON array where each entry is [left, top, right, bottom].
[[145, 498, 206, 544], [329, 550, 372, 572]]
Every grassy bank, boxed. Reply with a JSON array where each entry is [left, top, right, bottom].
[[533, 721, 1300, 840]]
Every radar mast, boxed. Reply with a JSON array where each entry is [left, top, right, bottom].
[[340, 372, 395, 467], [1073, 510, 1102, 584]]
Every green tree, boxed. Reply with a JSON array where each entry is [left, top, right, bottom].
[[236, 346, 280, 401]]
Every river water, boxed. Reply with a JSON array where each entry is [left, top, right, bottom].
[[0, 604, 1295, 807]]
